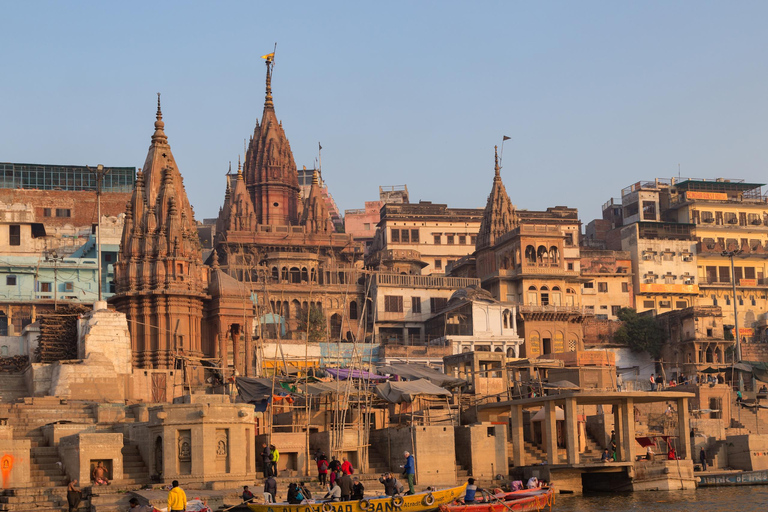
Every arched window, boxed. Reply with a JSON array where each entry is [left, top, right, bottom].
[[289, 267, 301, 284], [537, 246, 549, 265], [527, 286, 537, 306], [330, 314, 342, 340], [349, 301, 358, 320], [525, 245, 536, 264], [281, 267, 288, 281], [271, 267, 279, 281], [503, 309, 512, 329], [549, 246, 559, 265], [301, 268, 309, 282]]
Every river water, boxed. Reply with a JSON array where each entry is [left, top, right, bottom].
[[555, 486, 768, 512]]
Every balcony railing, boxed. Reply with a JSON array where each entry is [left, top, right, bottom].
[[373, 273, 480, 289], [518, 305, 591, 315]]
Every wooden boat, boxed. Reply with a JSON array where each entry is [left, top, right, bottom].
[[247, 483, 468, 512], [697, 469, 768, 487], [438, 487, 554, 512]]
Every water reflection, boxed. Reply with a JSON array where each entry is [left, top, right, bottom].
[[555, 486, 768, 511]]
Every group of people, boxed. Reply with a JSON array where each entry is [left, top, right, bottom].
[[261, 443, 280, 478]]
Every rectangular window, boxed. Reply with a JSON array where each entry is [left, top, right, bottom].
[[9, 225, 20, 246], [621, 282, 629, 292], [745, 267, 756, 280], [540, 292, 549, 306], [411, 229, 419, 243], [734, 267, 743, 282], [401, 229, 409, 243], [659, 300, 671, 308], [643, 300, 655, 308], [642, 201, 657, 221], [611, 305, 621, 316], [433, 234, 441, 244], [434, 259, 442, 270], [43, 208, 52, 217], [459, 235, 466, 244], [447, 235, 454, 245], [676, 301, 688, 309], [363, 223, 371, 230], [411, 297, 421, 313], [664, 274, 675, 284], [706, 266, 718, 283], [55, 208, 71, 218], [384, 295, 403, 313], [564, 233, 574, 245], [6, 276, 16, 286], [470, 235, 477, 245], [598, 282, 608, 293], [430, 297, 448, 313], [40, 282, 52, 293], [390, 229, 400, 243], [567, 262, 574, 271], [719, 266, 731, 283], [64, 282, 74, 292]]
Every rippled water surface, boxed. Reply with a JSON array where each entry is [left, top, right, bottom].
[[554, 486, 768, 512]]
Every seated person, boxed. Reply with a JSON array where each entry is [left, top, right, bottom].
[[464, 478, 478, 504], [91, 462, 110, 485], [324, 482, 341, 502], [526, 476, 539, 489], [242, 485, 255, 502], [299, 482, 312, 500], [511, 480, 524, 491], [351, 477, 365, 500], [287, 483, 305, 504], [601, 449, 612, 462], [668, 448, 677, 460]]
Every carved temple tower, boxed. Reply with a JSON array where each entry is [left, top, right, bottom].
[[243, 55, 300, 226], [111, 96, 210, 369]]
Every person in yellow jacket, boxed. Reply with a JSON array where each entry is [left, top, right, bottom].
[[168, 480, 187, 512], [270, 444, 280, 477]]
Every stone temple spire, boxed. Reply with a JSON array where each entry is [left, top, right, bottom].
[[476, 145, 517, 251], [264, 52, 275, 110], [151, 93, 167, 144]]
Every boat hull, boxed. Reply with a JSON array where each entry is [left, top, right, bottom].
[[698, 470, 768, 487], [438, 488, 554, 512], [248, 484, 468, 512]]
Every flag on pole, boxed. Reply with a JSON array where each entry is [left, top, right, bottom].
[[503, 136, 511, 141], [261, 52, 275, 60], [319, 142, 322, 151]]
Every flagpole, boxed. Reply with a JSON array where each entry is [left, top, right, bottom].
[[500, 136, 511, 167]]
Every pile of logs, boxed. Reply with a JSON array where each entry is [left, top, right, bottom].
[[0, 355, 29, 373], [35, 305, 90, 363]]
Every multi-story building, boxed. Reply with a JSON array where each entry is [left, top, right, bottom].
[[593, 177, 768, 344], [344, 185, 409, 253], [450, 149, 588, 357], [579, 249, 634, 320], [366, 201, 483, 275]]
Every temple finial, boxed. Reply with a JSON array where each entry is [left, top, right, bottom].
[[494, 145, 500, 180], [237, 155, 243, 180], [263, 54, 274, 109], [151, 93, 167, 144], [312, 167, 319, 186]]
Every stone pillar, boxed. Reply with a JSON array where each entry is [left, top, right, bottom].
[[510, 404, 525, 467], [564, 397, 579, 465], [620, 398, 636, 463], [544, 401, 558, 465], [677, 397, 690, 459], [613, 403, 623, 460]]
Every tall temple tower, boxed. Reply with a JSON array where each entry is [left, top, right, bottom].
[[243, 54, 300, 225], [111, 96, 209, 369]]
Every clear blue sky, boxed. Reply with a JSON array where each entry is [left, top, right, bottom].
[[2, 1, 767, 224]]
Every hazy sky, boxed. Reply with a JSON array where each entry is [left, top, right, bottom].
[[2, 2, 767, 224]]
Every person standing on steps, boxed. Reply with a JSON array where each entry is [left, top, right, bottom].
[[270, 444, 280, 477], [402, 451, 415, 495], [167, 480, 187, 512], [67, 479, 81, 512], [261, 443, 273, 478]]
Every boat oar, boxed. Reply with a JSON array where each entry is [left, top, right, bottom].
[[481, 489, 514, 512], [222, 498, 255, 511]]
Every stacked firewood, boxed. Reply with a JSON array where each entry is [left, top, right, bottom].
[[34, 305, 90, 363], [0, 355, 29, 373]]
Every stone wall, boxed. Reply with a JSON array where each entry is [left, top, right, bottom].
[[58, 432, 124, 486], [454, 423, 507, 479], [370, 425, 457, 486], [726, 434, 768, 471], [0, 439, 30, 489]]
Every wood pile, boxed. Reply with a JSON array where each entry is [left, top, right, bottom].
[[0, 355, 29, 373], [35, 305, 90, 363]]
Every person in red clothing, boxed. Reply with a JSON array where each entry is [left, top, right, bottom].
[[341, 457, 353, 475], [317, 454, 329, 486]]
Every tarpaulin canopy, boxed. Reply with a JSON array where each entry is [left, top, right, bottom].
[[541, 380, 580, 390], [325, 368, 388, 381], [635, 435, 671, 447], [740, 361, 768, 383], [235, 377, 293, 404], [375, 379, 452, 403], [699, 367, 724, 374], [377, 363, 465, 388], [531, 406, 564, 422], [296, 381, 369, 396]]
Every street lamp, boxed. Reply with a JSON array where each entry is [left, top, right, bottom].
[[86, 164, 111, 301], [722, 249, 743, 391]]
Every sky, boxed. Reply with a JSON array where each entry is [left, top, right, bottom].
[[2, 1, 768, 225]]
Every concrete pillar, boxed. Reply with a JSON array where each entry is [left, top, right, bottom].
[[544, 401, 558, 465], [677, 397, 690, 459], [613, 403, 623, 460], [510, 404, 525, 467], [564, 397, 579, 465], [620, 398, 636, 463]]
